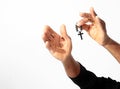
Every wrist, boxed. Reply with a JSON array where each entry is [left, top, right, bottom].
[[103, 36, 112, 48], [101, 34, 110, 46], [62, 54, 73, 64]]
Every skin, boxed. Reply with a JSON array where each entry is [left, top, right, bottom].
[[42, 24, 72, 62], [77, 7, 120, 63], [42, 7, 120, 78], [77, 7, 108, 46], [42, 25, 80, 77]]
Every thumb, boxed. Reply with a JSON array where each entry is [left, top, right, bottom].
[[90, 7, 97, 18], [60, 24, 68, 38]]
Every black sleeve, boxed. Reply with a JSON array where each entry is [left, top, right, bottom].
[[69, 64, 97, 89], [69, 63, 120, 89]]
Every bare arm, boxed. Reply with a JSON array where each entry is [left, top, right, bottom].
[[104, 37, 120, 63], [62, 55, 80, 78], [42, 24, 80, 78]]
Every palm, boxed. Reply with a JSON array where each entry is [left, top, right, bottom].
[[79, 7, 108, 45], [48, 32, 71, 61], [42, 25, 72, 61], [88, 19, 106, 45]]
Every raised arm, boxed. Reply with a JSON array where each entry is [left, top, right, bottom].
[[42, 24, 80, 78], [77, 7, 120, 63], [103, 37, 120, 63]]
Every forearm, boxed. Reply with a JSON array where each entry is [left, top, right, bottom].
[[104, 37, 120, 63], [62, 55, 80, 78]]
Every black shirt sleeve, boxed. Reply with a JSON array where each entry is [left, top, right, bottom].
[[69, 63, 120, 89]]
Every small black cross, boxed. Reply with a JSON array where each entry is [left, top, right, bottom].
[[75, 25, 83, 40], [78, 31, 83, 40]]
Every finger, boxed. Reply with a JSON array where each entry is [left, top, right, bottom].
[[42, 31, 55, 42], [42, 25, 56, 42], [80, 12, 92, 19], [60, 24, 68, 39], [43, 25, 58, 37], [80, 12, 94, 22], [43, 25, 54, 33], [90, 7, 97, 19], [41, 32, 50, 42], [95, 16, 104, 29], [45, 41, 52, 51], [41, 34, 46, 42], [81, 24, 90, 31], [76, 18, 89, 26], [42, 25, 51, 42], [46, 41, 56, 54]]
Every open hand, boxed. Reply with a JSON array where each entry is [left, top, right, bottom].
[[42, 24, 72, 61]]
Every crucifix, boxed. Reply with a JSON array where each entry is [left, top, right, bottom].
[[75, 25, 83, 40]]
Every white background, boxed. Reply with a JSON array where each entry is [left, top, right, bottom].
[[0, 0, 120, 89]]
